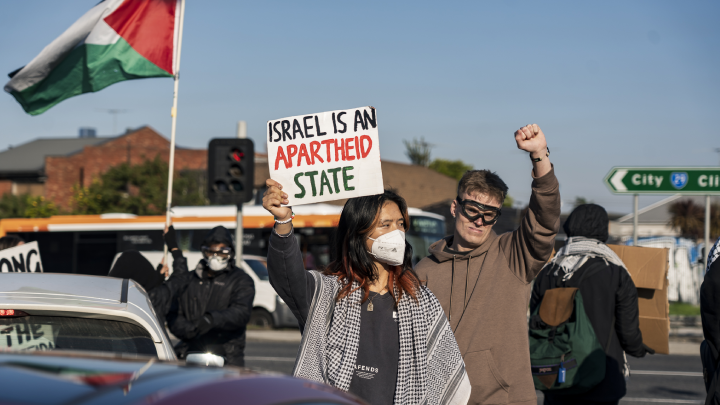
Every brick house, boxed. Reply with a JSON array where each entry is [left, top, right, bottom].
[[1, 126, 461, 214], [0, 126, 205, 211]]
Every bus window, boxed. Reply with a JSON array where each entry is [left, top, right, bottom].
[[407, 215, 446, 265]]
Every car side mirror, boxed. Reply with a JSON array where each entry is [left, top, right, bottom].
[[186, 353, 225, 367]]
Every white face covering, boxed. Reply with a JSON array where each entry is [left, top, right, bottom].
[[207, 256, 230, 271], [368, 229, 406, 266]]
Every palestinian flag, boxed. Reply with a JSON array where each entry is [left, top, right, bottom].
[[4, 0, 181, 115]]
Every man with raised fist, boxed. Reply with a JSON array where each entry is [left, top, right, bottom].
[[415, 124, 561, 405]]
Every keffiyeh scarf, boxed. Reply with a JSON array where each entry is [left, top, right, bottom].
[[549, 236, 629, 281], [708, 237, 720, 274], [293, 271, 471, 405]]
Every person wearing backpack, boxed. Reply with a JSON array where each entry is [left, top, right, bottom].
[[529, 203, 653, 405]]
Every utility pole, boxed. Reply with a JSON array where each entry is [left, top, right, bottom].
[[235, 121, 247, 259]]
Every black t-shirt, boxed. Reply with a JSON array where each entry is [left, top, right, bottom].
[[348, 291, 399, 405]]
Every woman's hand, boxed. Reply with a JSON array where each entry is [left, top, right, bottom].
[[263, 179, 293, 234]]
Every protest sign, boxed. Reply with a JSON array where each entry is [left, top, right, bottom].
[[0, 241, 44, 273], [267, 106, 384, 206]]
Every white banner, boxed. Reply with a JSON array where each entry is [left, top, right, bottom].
[[0, 241, 44, 273], [267, 106, 384, 206]]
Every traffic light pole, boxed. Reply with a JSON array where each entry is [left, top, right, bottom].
[[235, 121, 247, 259]]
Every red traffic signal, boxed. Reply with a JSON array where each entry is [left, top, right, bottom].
[[230, 148, 244, 162]]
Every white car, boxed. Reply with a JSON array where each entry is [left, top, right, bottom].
[[114, 252, 297, 329], [0, 273, 176, 360]]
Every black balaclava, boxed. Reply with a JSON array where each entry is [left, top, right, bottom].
[[201, 226, 236, 270], [108, 250, 164, 291], [563, 203, 609, 243]]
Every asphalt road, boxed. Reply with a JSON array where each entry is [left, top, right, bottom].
[[244, 340, 707, 405]]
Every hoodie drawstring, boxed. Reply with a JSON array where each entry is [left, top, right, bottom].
[[449, 255, 456, 324]]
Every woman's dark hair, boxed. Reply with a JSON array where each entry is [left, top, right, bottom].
[[0, 235, 24, 251], [324, 190, 419, 303]]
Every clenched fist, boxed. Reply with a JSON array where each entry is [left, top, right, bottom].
[[514, 124, 547, 155]]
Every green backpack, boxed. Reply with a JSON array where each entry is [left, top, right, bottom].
[[528, 265, 609, 394]]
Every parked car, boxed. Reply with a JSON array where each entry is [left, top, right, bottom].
[[116, 252, 297, 329], [0, 350, 366, 405], [0, 273, 175, 359]]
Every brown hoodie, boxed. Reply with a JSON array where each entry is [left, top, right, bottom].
[[414, 168, 560, 405]]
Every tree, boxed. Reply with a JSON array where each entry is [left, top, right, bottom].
[[573, 196, 592, 208], [0, 194, 57, 219], [669, 199, 720, 239], [428, 158, 473, 181], [503, 195, 515, 208], [0, 193, 30, 219], [403, 137, 432, 167], [24, 196, 58, 218], [70, 157, 208, 215]]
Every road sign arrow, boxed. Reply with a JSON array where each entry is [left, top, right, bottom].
[[610, 169, 627, 192]]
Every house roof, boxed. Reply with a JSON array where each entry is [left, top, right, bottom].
[[616, 194, 720, 224], [0, 137, 112, 177]]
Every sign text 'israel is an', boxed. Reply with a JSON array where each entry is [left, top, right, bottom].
[[267, 106, 383, 205]]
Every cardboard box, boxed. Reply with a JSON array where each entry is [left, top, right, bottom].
[[608, 244, 670, 354]]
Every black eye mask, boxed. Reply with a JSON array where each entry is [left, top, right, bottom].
[[456, 196, 502, 225]]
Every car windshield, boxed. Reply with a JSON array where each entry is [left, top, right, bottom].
[[0, 315, 157, 357], [246, 259, 269, 281]]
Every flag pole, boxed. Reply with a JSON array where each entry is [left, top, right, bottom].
[[164, 0, 186, 260]]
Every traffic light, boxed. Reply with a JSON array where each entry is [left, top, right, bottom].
[[208, 138, 255, 205]]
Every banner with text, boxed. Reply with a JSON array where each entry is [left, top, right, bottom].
[[267, 106, 383, 205], [0, 241, 44, 273]]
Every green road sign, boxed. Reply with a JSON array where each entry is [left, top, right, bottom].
[[604, 167, 720, 194]]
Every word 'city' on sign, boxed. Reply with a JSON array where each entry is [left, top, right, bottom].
[[604, 167, 720, 194], [267, 107, 384, 206]]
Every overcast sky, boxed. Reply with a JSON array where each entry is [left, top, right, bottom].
[[1, 1, 718, 213]]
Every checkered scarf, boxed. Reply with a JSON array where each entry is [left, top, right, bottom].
[[293, 271, 471, 405], [549, 236, 628, 281], [708, 237, 720, 274]]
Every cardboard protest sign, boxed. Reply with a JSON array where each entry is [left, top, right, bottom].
[[0, 241, 44, 273], [267, 106, 383, 206]]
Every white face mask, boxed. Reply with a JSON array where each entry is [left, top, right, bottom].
[[368, 229, 406, 266], [207, 256, 229, 271]]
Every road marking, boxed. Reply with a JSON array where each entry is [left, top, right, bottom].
[[246, 356, 296, 362], [621, 399, 702, 404], [632, 370, 703, 377]]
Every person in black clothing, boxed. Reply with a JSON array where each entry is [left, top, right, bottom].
[[263, 180, 470, 405], [166, 226, 255, 367], [701, 237, 720, 404], [0, 235, 24, 250], [531, 204, 653, 405], [108, 227, 192, 327]]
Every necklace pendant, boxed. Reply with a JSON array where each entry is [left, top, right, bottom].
[[367, 302, 374, 312]]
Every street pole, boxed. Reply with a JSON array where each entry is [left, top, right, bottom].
[[705, 195, 711, 269], [633, 194, 639, 246], [235, 121, 247, 259]]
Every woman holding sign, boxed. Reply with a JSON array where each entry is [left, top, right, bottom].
[[264, 179, 470, 405]]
